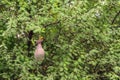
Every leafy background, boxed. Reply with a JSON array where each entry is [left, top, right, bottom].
[[0, 0, 120, 80]]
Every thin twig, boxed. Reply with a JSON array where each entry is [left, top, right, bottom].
[[111, 10, 120, 24], [43, 20, 60, 28]]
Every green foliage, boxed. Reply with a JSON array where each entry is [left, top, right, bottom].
[[0, 0, 120, 80]]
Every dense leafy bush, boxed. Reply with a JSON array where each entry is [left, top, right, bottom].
[[0, 0, 120, 80]]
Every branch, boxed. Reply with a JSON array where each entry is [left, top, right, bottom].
[[43, 20, 60, 28], [42, 18, 67, 28], [111, 10, 120, 24]]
